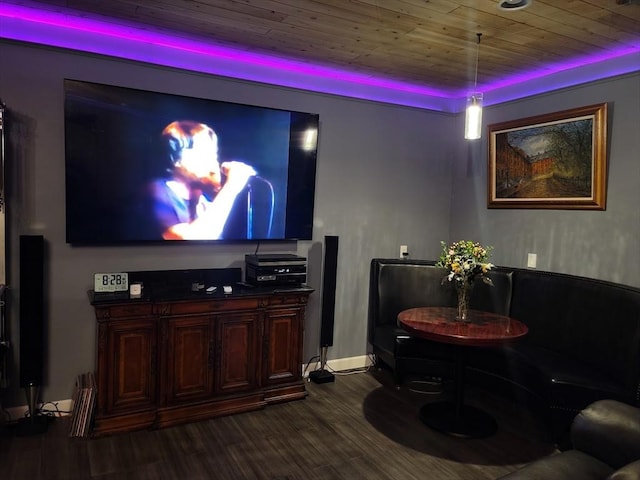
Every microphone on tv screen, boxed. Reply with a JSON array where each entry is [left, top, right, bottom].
[[246, 176, 275, 239]]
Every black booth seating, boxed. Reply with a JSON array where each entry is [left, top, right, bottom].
[[367, 259, 513, 385], [367, 258, 640, 444]]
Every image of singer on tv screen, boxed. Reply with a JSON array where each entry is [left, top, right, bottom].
[[149, 120, 279, 241], [63, 80, 311, 244]]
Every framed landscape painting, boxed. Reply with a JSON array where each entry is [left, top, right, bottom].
[[487, 103, 608, 210]]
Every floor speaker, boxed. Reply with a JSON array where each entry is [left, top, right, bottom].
[[19, 235, 45, 388], [18, 235, 48, 435], [310, 235, 338, 384], [319, 235, 338, 347]]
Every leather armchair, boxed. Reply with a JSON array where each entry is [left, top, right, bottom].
[[497, 399, 640, 479]]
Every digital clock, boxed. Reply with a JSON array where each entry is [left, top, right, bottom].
[[94, 272, 129, 293]]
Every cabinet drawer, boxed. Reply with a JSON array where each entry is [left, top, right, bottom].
[[268, 294, 306, 307], [95, 303, 154, 320], [158, 297, 261, 316]]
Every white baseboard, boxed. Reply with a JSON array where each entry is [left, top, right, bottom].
[[3, 356, 372, 421], [303, 354, 373, 377]]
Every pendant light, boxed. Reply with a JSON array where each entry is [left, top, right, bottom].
[[465, 33, 483, 140]]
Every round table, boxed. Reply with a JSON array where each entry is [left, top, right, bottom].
[[398, 306, 528, 438]]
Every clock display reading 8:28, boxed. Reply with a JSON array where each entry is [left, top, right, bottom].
[[94, 272, 129, 293]]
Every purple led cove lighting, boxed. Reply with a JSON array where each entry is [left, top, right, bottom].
[[5, 5, 449, 96], [482, 51, 640, 107], [459, 45, 640, 99], [1, 3, 639, 112], [0, 3, 453, 112]]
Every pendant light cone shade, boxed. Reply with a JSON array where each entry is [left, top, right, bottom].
[[465, 93, 483, 140]]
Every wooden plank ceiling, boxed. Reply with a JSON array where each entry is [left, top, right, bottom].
[[7, 0, 640, 92]]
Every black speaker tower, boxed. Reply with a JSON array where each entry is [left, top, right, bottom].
[[310, 235, 338, 384], [18, 234, 48, 435]]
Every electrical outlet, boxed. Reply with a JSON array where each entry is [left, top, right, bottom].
[[527, 253, 537, 269], [400, 245, 408, 258]]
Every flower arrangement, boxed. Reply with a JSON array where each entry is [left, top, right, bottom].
[[437, 240, 494, 321], [437, 240, 494, 285]]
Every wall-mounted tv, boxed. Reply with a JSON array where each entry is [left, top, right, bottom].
[[64, 79, 319, 244]]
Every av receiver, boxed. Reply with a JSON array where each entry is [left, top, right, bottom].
[[245, 254, 307, 286]]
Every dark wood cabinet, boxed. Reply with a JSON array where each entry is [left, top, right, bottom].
[[262, 295, 307, 404], [91, 289, 311, 436], [163, 314, 215, 405], [264, 308, 300, 383], [216, 311, 259, 394], [94, 303, 157, 435]]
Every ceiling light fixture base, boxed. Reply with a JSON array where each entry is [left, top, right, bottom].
[[498, 0, 533, 11]]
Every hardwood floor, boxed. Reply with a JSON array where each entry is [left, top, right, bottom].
[[0, 369, 556, 479]]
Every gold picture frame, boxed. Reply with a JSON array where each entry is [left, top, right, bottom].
[[487, 103, 608, 210]]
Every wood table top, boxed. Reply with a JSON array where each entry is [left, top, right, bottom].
[[398, 306, 528, 347]]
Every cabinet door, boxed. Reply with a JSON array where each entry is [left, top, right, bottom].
[[165, 315, 215, 404], [216, 312, 259, 394], [103, 318, 157, 414], [264, 308, 302, 384]]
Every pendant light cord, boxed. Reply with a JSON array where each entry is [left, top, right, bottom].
[[473, 33, 482, 91]]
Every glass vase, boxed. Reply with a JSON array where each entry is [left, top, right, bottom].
[[455, 280, 474, 322]]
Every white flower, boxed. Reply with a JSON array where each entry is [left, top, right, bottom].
[[437, 240, 494, 284]]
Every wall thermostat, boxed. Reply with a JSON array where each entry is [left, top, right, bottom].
[[94, 272, 129, 293]]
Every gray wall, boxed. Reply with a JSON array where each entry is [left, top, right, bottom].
[[2, 40, 638, 407], [0, 41, 454, 405], [451, 73, 640, 287]]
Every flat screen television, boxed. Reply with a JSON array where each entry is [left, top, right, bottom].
[[64, 79, 319, 244]]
